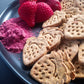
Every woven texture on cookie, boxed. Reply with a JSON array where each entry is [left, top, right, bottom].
[[51, 50, 75, 83], [38, 27, 64, 51], [64, 15, 84, 40], [65, 7, 81, 15], [57, 40, 79, 61], [73, 57, 84, 78], [57, 50, 75, 80], [23, 37, 48, 66], [61, 0, 75, 11], [78, 41, 84, 64], [52, 50, 75, 72], [42, 11, 66, 28], [74, 0, 84, 11], [30, 53, 70, 84]]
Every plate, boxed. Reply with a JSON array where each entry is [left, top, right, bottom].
[[0, 1, 84, 84]]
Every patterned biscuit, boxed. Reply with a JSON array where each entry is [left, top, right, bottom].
[[38, 27, 64, 51], [65, 7, 81, 15], [31, 52, 71, 84], [74, 0, 84, 11], [73, 56, 84, 78], [61, 0, 73, 3], [61, 2, 74, 11], [23, 37, 48, 66], [42, 11, 66, 28], [78, 41, 84, 64], [64, 14, 84, 40], [56, 50, 75, 81], [61, 0, 75, 11], [61, 0, 82, 16], [57, 40, 79, 61]]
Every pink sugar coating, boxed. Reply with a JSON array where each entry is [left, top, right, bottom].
[[0, 17, 34, 53]]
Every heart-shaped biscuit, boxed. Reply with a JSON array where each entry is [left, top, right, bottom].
[[78, 41, 84, 64], [64, 14, 84, 40], [31, 52, 71, 84], [74, 0, 84, 11], [73, 56, 84, 78], [23, 37, 48, 66], [42, 11, 66, 28], [57, 40, 79, 61], [39, 27, 64, 51]]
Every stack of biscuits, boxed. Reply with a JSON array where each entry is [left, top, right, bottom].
[[23, 0, 84, 84]]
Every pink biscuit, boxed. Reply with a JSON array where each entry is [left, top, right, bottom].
[[0, 17, 34, 53]]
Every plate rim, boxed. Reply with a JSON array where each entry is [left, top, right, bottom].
[[0, 1, 31, 84]]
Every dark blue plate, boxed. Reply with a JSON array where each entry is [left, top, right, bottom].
[[0, 1, 84, 84]]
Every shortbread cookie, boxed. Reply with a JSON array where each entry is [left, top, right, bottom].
[[31, 53, 72, 84], [74, 0, 84, 11], [73, 57, 84, 78], [42, 11, 66, 28], [57, 40, 79, 60], [23, 37, 48, 66], [38, 27, 64, 51], [64, 14, 84, 40], [78, 41, 84, 64]]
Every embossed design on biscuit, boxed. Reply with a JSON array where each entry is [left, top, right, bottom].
[[39, 27, 63, 50], [57, 40, 79, 60], [78, 41, 84, 64], [42, 11, 66, 28], [74, 0, 84, 11], [31, 50, 75, 84], [73, 57, 84, 78], [23, 37, 48, 66], [64, 15, 84, 40]]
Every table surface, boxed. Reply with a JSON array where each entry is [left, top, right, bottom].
[[0, 0, 25, 84]]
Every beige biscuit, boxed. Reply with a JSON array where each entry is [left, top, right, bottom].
[[61, 0, 73, 3], [57, 40, 79, 61], [64, 14, 84, 40], [23, 37, 48, 66], [61, 0, 82, 16], [65, 7, 81, 15], [30, 52, 72, 84], [61, 0, 76, 11], [74, 0, 84, 11], [42, 11, 66, 28], [61, 2, 74, 11], [38, 27, 64, 51], [55, 50, 75, 81], [73, 57, 84, 78], [78, 41, 84, 64]]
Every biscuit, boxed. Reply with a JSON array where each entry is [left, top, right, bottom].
[[42, 11, 66, 28], [64, 14, 84, 40], [56, 50, 75, 81], [78, 41, 84, 64], [65, 7, 81, 15], [61, 0, 76, 11], [61, 2, 74, 11], [57, 40, 79, 61], [73, 56, 84, 78], [31, 52, 72, 84], [61, 0, 73, 3], [23, 37, 48, 66], [74, 0, 84, 11], [38, 27, 64, 51]]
